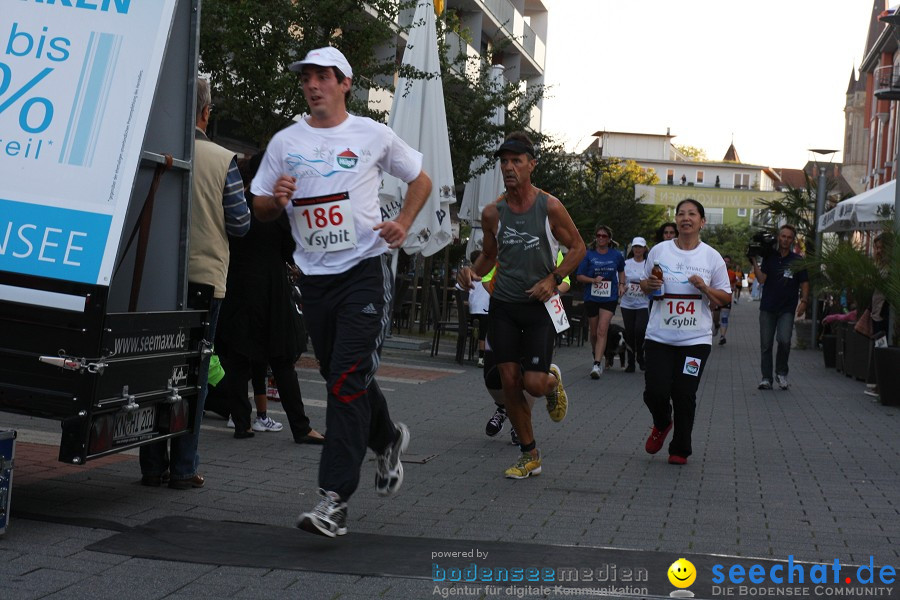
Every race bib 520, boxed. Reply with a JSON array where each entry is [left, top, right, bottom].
[[590, 280, 612, 298]]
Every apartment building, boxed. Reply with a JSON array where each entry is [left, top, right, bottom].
[[384, 0, 547, 131], [591, 130, 783, 227]]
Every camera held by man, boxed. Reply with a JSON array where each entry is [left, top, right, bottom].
[[746, 230, 777, 261]]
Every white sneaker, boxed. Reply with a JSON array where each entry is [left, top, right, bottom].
[[252, 416, 284, 432], [297, 489, 348, 537], [375, 423, 409, 496], [775, 374, 790, 390], [590, 362, 603, 379], [226, 417, 235, 428]]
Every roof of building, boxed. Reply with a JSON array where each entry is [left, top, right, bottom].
[[723, 143, 741, 163], [771, 165, 856, 198], [591, 130, 675, 139], [846, 68, 866, 94], [861, 1, 895, 71], [864, 1, 889, 61], [773, 167, 808, 189]]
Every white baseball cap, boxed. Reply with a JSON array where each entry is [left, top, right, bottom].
[[288, 47, 353, 78], [631, 236, 647, 247]]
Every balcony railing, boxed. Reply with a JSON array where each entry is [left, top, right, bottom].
[[482, 0, 515, 31], [480, 0, 544, 66], [874, 64, 900, 100]]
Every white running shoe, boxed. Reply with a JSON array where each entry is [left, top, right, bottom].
[[375, 423, 409, 496], [297, 489, 348, 537], [252, 416, 283, 432]]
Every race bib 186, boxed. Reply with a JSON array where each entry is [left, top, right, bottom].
[[292, 192, 357, 252]]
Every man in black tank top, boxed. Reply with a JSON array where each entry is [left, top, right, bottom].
[[457, 132, 585, 480]]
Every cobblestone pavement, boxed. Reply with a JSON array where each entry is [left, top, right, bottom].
[[1, 301, 898, 599]]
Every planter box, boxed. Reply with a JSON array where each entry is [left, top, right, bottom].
[[822, 334, 837, 368], [794, 319, 812, 350], [835, 323, 848, 373], [873, 346, 900, 406], [845, 327, 875, 382]]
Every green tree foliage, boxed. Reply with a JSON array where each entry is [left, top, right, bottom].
[[199, 0, 548, 191], [797, 228, 900, 344], [756, 172, 851, 254], [531, 149, 664, 247], [437, 11, 547, 188], [700, 222, 755, 269], [756, 177, 816, 247], [199, 0, 417, 145], [531, 138, 578, 206], [673, 144, 709, 161]]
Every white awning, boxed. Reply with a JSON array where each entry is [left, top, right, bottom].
[[818, 180, 895, 232]]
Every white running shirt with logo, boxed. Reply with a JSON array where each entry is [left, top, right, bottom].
[[251, 115, 423, 275]]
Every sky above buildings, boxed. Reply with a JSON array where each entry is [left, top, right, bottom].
[[540, 0, 876, 169]]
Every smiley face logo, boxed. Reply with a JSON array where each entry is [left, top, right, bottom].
[[668, 558, 696, 588]]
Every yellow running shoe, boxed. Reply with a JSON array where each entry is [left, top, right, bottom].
[[504, 450, 542, 479], [546, 364, 568, 422]]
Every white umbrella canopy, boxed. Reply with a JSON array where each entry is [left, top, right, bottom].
[[379, 0, 455, 257], [459, 65, 506, 224], [819, 180, 896, 232]]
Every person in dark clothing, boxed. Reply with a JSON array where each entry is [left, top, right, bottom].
[[750, 224, 809, 391], [215, 155, 324, 443]]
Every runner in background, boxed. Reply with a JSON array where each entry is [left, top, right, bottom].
[[576, 225, 625, 379], [621, 237, 650, 372], [717, 255, 739, 346], [467, 251, 490, 368]]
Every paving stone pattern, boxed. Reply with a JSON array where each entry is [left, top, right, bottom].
[[1, 301, 898, 599]]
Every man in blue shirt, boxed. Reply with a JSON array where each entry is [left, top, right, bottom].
[[750, 224, 809, 390]]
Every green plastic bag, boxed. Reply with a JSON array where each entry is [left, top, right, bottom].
[[208, 353, 225, 387]]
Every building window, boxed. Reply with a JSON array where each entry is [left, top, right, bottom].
[[696, 171, 704, 184], [734, 173, 750, 189], [705, 207, 724, 225], [737, 208, 748, 217], [666, 169, 674, 185]]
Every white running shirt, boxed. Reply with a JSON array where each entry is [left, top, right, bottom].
[[251, 115, 423, 275], [643, 240, 730, 346], [620, 258, 650, 310]]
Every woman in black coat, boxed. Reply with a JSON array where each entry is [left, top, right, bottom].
[[216, 158, 323, 443]]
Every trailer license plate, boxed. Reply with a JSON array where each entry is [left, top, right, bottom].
[[113, 406, 156, 442]]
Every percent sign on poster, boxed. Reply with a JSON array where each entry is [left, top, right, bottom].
[[0, 63, 54, 133]]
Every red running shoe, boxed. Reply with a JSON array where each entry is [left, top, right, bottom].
[[644, 422, 672, 454], [668, 454, 687, 465]]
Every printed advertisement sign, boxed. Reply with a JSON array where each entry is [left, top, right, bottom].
[[1, 0, 178, 286]]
